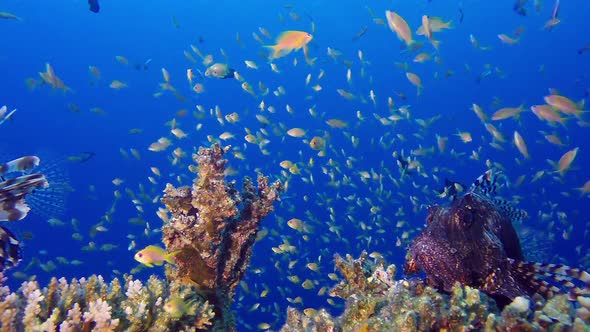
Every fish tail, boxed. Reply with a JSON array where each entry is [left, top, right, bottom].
[[431, 39, 441, 51], [165, 249, 181, 264], [264, 45, 280, 59], [303, 46, 315, 65]]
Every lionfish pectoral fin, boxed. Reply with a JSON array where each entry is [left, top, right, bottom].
[[0, 173, 48, 221], [480, 262, 548, 301], [509, 259, 590, 303], [482, 268, 520, 299], [0, 156, 41, 176], [0, 225, 22, 271]]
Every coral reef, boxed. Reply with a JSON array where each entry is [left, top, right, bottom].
[[161, 144, 282, 331], [0, 144, 281, 331], [0, 272, 214, 331], [280, 252, 590, 331]]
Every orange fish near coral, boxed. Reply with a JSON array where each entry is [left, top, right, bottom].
[[134, 245, 180, 268], [265, 31, 313, 60]]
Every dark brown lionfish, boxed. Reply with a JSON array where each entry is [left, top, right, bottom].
[[405, 170, 590, 304], [0, 156, 49, 271]]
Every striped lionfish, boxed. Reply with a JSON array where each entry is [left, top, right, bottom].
[[0, 156, 49, 271], [405, 170, 590, 305]]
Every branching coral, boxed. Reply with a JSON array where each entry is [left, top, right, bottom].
[[0, 144, 281, 331], [161, 144, 282, 331], [0, 274, 215, 331]]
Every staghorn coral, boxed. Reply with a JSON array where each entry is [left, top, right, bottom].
[[0, 274, 215, 332], [161, 144, 282, 331], [281, 252, 590, 332]]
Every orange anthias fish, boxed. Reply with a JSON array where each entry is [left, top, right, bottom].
[[265, 31, 313, 60], [385, 11, 413, 46], [134, 245, 180, 267]]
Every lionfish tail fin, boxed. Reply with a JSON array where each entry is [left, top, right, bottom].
[[509, 259, 590, 303]]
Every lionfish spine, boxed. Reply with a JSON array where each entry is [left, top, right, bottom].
[[0, 174, 49, 197], [491, 198, 528, 222], [469, 169, 498, 196], [0, 156, 41, 176]]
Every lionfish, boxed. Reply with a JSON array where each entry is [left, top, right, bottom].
[[0, 156, 49, 271], [405, 170, 590, 305]]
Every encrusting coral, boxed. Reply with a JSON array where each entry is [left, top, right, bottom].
[[161, 143, 282, 331], [280, 252, 590, 331]]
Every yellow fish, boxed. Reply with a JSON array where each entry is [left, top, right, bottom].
[[134, 245, 180, 268], [164, 296, 196, 319], [265, 31, 313, 60]]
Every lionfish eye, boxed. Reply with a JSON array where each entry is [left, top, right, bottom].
[[459, 208, 474, 228]]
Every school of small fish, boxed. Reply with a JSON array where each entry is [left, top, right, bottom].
[[1, 1, 589, 329]]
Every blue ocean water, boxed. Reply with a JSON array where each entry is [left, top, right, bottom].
[[1, 0, 589, 329]]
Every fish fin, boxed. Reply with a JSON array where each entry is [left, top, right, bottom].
[[0, 156, 40, 176], [0, 197, 30, 222], [0, 173, 48, 221], [481, 265, 529, 299], [0, 226, 22, 271], [145, 263, 154, 268], [431, 39, 441, 51], [165, 249, 181, 264], [467, 170, 528, 222], [275, 30, 294, 41], [438, 179, 466, 200], [303, 45, 315, 65], [490, 197, 528, 222], [509, 259, 590, 301], [468, 169, 498, 196], [264, 45, 279, 59], [185, 298, 198, 316]]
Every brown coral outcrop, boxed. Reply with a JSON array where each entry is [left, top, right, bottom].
[[161, 144, 282, 331]]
